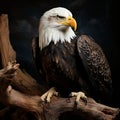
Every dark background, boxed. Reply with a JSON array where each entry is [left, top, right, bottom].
[[0, 0, 119, 107]]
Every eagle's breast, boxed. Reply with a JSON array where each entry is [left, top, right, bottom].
[[40, 39, 87, 96]]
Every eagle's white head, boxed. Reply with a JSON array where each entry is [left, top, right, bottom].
[[39, 7, 77, 50]]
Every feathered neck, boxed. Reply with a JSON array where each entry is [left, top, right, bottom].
[[39, 26, 76, 50]]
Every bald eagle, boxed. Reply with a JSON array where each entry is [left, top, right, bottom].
[[32, 7, 112, 104]]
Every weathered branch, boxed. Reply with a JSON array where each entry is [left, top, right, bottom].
[[0, 14, 46, 96], [0, 62, 120, 120], [0, 14, 16, 67], [0, 14, 46, 120]]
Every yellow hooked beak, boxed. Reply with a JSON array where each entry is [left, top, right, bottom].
[[58, 16, 77, 31]]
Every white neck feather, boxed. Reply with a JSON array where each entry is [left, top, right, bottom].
[[39, 26, 76, 50]]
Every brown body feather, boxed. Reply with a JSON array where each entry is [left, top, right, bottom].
[[32, 34, 112, 104]]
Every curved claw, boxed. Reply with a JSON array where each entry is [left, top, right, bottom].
[[70, 91, 87, 104], [40, 87, 58, 103]]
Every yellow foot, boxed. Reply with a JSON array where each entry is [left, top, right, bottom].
[[40, 87, 58, 103], [70, 91, 87, 104]]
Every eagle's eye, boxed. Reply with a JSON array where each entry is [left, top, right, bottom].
[[56, 15, 65, 19], [49, 15, 65, 21]]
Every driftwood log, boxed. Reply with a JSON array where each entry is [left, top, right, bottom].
[[0, 14, 120, 120]]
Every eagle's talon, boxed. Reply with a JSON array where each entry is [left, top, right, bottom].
[[40, 87, 58, 103], [70, 91, 87, 104], [81, 96, 87, 105], [73, 101, 78, 109]]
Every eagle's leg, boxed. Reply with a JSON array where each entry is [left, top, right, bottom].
[[40, 87, 58, 102], [70, 91, 87, 104]]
